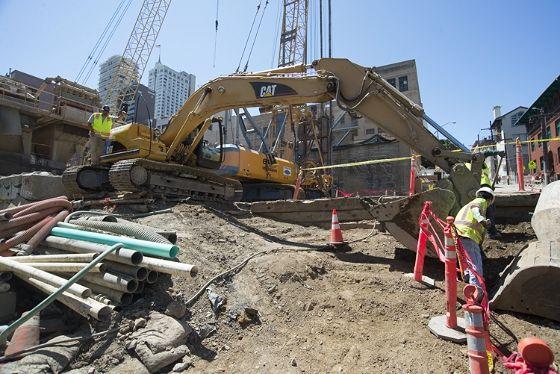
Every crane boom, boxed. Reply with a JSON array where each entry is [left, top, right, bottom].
[[104, 0, 172, 115]]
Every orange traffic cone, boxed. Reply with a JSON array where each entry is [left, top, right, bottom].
[[329, 209, 345, 245]]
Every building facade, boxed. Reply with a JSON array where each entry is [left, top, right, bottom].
[[148, 60, 196, 127], [489, 105, 528, 182], [518, 74, 560, 180]]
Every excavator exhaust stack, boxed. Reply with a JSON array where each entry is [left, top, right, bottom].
[[490, 180, 560, 322]]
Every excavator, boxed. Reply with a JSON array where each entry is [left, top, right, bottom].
[[64, 58, 482, 203], [63, 58, 555, 318]]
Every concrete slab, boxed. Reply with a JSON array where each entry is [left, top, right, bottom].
[[428, 315, 467, 344], [531, 180, 560, 242], [0, 172, 65, 202]]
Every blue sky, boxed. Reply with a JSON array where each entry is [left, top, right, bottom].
[[0, 0, 558, 146]]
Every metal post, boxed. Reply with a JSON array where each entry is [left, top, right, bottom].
[[409, 155, 416, 196], [541, 114, 549, 186], [515, 137, 525, 191]]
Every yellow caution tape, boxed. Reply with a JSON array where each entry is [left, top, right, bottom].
[[302, 156, 411, 171], [301, 136, 560, 172]]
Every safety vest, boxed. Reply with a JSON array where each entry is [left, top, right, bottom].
[[455, 197, 488, 245], [92, 113, 113, 138], [465, 162, 492, 188]]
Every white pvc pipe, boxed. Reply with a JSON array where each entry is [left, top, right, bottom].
[[0, 258, 90, 298]]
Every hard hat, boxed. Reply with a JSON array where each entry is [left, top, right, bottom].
[[476, 186, 495, 202], [102, 105, 110, 111]]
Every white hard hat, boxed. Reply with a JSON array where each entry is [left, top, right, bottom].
[[476, 186, 495, 202]]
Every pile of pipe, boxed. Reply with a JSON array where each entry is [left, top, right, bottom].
[[0, 203, 198, 322], [0, 196, 72, 257]]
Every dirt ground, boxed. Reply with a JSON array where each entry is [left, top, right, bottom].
[[57, 202, 559, 373]]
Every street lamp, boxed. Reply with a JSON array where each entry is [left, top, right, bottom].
[[530, 107, 548, 186], [435, 121, 456, 139]]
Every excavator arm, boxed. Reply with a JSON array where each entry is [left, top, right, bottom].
[[160, 58, 474, 172]]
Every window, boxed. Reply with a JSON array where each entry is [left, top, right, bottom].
[[387, 78, 396, 88], [365, 128, 376, 135], [546, 125, 551, 139], [398, 76, 409, 92], [556, 119, 560, 137], [540, 156, 544, 171], [538, 133, 542, 148], [558, 146, 560, 164]]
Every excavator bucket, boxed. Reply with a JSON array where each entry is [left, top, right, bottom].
[[490, 180, 560, 321], [361, 188, 457, 252], [490, 241, 560, 322]]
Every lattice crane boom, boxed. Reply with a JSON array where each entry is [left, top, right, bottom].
[[104, 0, 172, 116]]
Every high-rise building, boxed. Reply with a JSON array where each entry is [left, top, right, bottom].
[[98, 55, 139, 112], [148, 59, 196, 127]]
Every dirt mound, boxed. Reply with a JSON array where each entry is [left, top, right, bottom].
[[61, 203, 558, 373]]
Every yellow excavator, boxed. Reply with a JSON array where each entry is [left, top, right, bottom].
[[64, 58, 482, 204]]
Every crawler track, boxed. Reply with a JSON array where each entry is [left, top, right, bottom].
[[109, 158, 243, 202]]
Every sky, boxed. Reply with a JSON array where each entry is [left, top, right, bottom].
[[0, 0, 558, 146]]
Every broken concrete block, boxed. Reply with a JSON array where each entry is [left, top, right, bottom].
[[0, 172, 65, 202], [127, 312, 192, 373]]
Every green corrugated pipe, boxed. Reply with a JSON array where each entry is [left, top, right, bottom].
[[51, 226, 178, 259]]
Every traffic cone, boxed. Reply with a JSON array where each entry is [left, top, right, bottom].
[[329, 209, 345, 245]]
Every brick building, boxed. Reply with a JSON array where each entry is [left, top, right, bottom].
[[517, 74, 560, 180]]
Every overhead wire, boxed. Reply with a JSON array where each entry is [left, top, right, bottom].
[[236, 0, 263, 72], [243, 0, 269, 72], [75, 0, 127, 84]]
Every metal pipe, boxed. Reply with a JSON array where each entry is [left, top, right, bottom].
[[0, 258, 90, 298], [140, 257, 198, 277], [42, 236, 143, 265], [10, 253, 98, 263], [13, 199, 72, 219], [145, 270, 158, 284], [77, 271, 138, 293], [103, 262, 147, 281], [25, 278, 111, 321], [21, 210, 70, 255], [78, 280, 133, 306], [24, 263, 105, 273], [91, 293, 113, 306], [51, 226, 179, 259], [0, 243, 122, 342], [134, 281, 145, 294]]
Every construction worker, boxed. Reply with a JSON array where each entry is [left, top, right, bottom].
[[465, 161, 500, 238], [85, 105, 115, 164], [455, 186, 495, 296]]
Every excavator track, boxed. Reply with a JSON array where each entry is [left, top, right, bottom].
[[109, 158, 243, 202], [62, 165, 113, 197]]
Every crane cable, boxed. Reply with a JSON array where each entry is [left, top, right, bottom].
[[213, 0, 220, 68], [82, 0, 134, 85], [75, 0, 127, 83], [235, 0, 263, 72], [243, 0, 269, 72]]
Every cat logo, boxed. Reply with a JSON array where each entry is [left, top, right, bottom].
[[250, 82, 297, 98], [260, 84, 277, 97]]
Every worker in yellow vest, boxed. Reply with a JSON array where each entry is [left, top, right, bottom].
[[85, 105, 115, 164], [455, 186, 495, 296], [465, 161, 500, 238]]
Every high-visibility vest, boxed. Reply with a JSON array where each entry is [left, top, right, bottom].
[[455, 197, 488, 245], [465, 162, 492, 188], [92, 113, 113, 138]]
